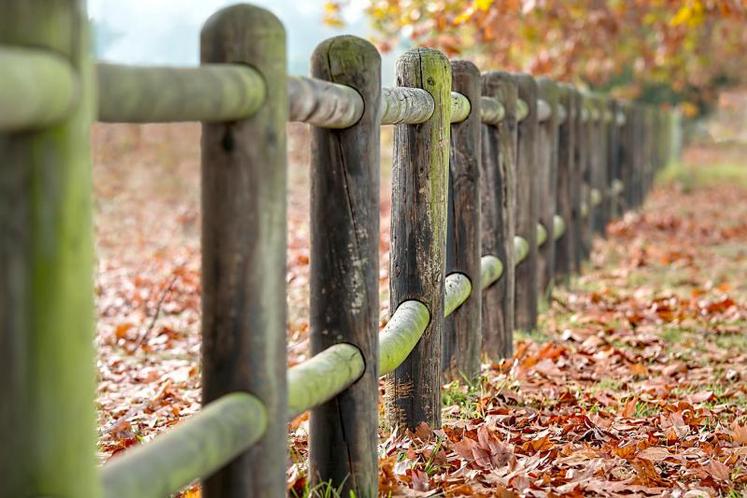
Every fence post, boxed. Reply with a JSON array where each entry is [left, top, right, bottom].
[[578, 94, 594, 261], [513, 74, 539, 332], [590, 96, 608, 235], [607, 99, 622, 219], [387, 48, 451, 430], [554, 84, 576, 280], [200, 6, 288, 497], [619, 103, 634, 210], [0, 2, 98, 496], [633, 105, 644, 208], [308, 36, 381, 498], [444, 61, 482, 379], [536, 77, 559, 301], [570, 89, 586, 272], [480, 72, 517, 359]]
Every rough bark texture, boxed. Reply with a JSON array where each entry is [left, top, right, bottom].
[[444, 60, 482, 380], [577, 93, 593, 263], [554, 84, 575, 281], [536, 77, 559, 301], [0, 2, 98, 497], [480, 71, 516, 358], [200, 6, 288, 497], [606, 99, 621, 219], [387, 48, 451, 430], [309, 35, 381, 498], [590, 96, 609, 235], [513, 74, 539, 332]]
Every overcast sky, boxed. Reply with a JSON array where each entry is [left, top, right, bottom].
[[88, 0, 400, 81]]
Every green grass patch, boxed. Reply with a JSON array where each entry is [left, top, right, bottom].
[[658, 161, 747, 190]]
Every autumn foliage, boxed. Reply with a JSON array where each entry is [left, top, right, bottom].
[[325, 0, 747, 113]]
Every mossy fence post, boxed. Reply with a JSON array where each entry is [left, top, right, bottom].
[[513, 74, 540, 332], [480, 72, 517, 358], [200, 5, 288, 497], [554, 84, 576, 280], [0, 1, 98, 496], [606, 99, 621, 219], [444, 60, 482, 379], [570, 88, 586, 272], [536, 77, 559, 300], [309, 35, 381, 498], [387, 48, 451, 430]]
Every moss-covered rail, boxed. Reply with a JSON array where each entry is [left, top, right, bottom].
[[0, 1, 677, 497]]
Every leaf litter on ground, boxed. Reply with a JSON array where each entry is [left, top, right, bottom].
[[93, 126, 747, 496]]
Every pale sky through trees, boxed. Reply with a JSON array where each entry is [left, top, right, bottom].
[[88, 0, 400, 81]]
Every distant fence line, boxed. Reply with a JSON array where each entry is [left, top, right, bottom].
[[0, 2, 677, 498]]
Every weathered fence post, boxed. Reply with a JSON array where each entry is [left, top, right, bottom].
[[554, 84, 576, 280], [513, 74, 540, 331], [0, 1, 98, 496], [480, 71, 516, 359], [590, 96, 608, 235], [387, 48, 451, 430], [536, 77, 559, 300], [309, 36, 381, 498], [570, 89, 586, 272], [607, 99, 622, 219], [578, 94, 594, 262], [200, 6, 288, 497], [619, 103, 634, 210], [444, 61, 482, 379], [632, 105, 645, 208]]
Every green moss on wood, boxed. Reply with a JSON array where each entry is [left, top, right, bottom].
[[288, 344, 365, 417], [97, 63, 266, 122], [480, 255, 504, 290], [514, 236, 529, 265], [102, 393, 267, 498], [443, 273, 472, 318], [0, 46, 78, 131]]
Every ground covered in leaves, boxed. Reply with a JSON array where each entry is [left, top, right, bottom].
[[93, 124, 746, 497]]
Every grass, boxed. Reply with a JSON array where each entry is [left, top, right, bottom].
[[441, 375, 486, 419], [657, 161, 747, 191]]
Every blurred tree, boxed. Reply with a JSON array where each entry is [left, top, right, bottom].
[[325, 0, 746, 115]]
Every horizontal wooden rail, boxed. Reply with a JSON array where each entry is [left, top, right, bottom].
[[94, 64, 574, 129], [380, 86, 434, 124], [480, 255, 504, 290], [287, 343, 365, 417], [516, 98, 529, 122], [378, 300, 430, 375], [101, 393, 267, 498], [444, 273, 472, 317], [610, 179, 625, 196], [590, 187, 602, 207], [514, 236, 530, 264], [288, 75, 364, 128], [450, 91, 471, 123], [537, 222, 548, 247], [97, 63, 266, 122], [536, 98, 552, 122], [553, 214, 566, 240], [0, 46, 78, 131], [480, 96, 505, 125]]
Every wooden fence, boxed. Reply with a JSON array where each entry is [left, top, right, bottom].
[[0, 2, 677, 497]]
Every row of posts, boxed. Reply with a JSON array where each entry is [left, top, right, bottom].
[[0, 2, 674, 497]]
